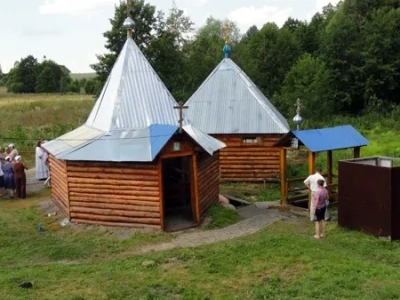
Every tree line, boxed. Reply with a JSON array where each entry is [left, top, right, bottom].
[[3, 0, 400, 119], [1, 57, 102, 95]]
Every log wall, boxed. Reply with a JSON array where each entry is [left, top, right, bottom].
[[197, 152, 220, 219], [48, 155, 69, 216], [66, 161, 161, 229], [212, 134, 282, 182]]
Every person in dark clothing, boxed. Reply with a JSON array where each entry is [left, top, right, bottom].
[[13, 155, 29, 199], [3, 156, 15, 198]]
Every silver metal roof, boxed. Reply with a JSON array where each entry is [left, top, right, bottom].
[[184, 58, 290, 134], [43, 38, 225, 162], [86, 38, 185, 131]]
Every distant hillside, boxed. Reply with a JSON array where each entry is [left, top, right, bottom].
[[70, 73, 97, 80]]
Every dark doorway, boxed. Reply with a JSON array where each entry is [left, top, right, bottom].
[[162, 155, 195, 231]]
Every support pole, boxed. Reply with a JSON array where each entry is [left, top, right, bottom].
[[353, 147, 360, 158], [308, 151, 316, 209], [327, 150, 333, 195], [280, 148, 287, 205]]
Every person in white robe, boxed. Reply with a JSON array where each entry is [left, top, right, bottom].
[[35, 140, 48, 180]]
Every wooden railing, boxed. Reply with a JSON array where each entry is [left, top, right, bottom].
[[285, 174, 339, 203]]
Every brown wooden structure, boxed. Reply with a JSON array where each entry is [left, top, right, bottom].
[[44, 19, 225, 232], [183, 28, 289, 183], [338, 157, 400, 240], [49, 132, 221, 231], [212, 134, 282, 182], [274, 125, 369, 206]]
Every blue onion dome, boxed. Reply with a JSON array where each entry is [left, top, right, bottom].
[[223, 44, 232, 58]]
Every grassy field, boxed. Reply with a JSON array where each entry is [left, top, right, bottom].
[[0, 87, 94, 165], [1, 190, 400, 299], [70, 73, 97, 80], [1, 89, 400, 299]]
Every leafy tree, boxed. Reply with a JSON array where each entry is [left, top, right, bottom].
[[36, 66, 58, 93], [6, 55, 39, 93], [246, 23, 302, 98], [183, 17, 241, 95], [146, 1, 194, 101], [275, 54, 333, 120], [36, 59, 70, 93], [283, 17, 304, 33], [67, 79, 81, 93], [90, 0, 158, 82], [362, 7, 400, 111]]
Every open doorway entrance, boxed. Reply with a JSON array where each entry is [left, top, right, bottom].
[[161, 155, 196, 231]]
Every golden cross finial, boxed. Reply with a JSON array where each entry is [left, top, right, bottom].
[[224, 22, 230, 44]]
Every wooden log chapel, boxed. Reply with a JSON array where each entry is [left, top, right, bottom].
[[184, 23, 290, 182], [43, 15, 226, 232]]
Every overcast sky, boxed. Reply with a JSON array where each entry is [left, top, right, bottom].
[[0, 0, 340, 73]]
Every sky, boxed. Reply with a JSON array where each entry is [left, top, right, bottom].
[[0, 0, 340, 74]]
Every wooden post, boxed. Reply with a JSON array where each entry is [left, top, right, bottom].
[[192, 154, 200, 224], [353, 147, 360, 158], [157, 159, 164, 230], [280, 148, 287, 205], [327, 150, 332, 195], [308, 151, 316, 208], [174, 102, 188, 134]]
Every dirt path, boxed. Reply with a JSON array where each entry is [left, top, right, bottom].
[[133, 207, 293, 255]]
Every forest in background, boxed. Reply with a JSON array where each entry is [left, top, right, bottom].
[[2, 0, 400, 122]]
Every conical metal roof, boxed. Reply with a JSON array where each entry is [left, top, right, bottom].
[[184, 57, 290, 134], [43, 38, 225, 162]]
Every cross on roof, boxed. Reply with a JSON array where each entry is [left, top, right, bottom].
[[174, 102, 188, 133], [295, 98, 302, 115], [126, 0, 131, 17], [224, 22, 231, 44]]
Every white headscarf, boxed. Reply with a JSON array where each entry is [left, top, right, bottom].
[[15, 155, 22, 162], [5, 156, 11, 162]]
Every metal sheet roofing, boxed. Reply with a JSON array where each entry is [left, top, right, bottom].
[[43, 125, 105, 157], [43, 37, 225, 162], [184, 58, 290, 134], [86, 38, 186, 131], [288, 125, 369, 152], [46, 124, 225, 162]]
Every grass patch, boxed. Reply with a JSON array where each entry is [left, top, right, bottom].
[[205, 204, 243, 229], [220, 182, 281, 203], [2, 201, 400, 299]]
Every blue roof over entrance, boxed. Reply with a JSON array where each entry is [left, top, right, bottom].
[[275, 125, 369, 152]]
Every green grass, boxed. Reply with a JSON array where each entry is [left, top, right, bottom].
[[205, 204, 243, 229], [2, 193, 400, 299], [0, 87, 94, 165], [1, 91, 400, 298]]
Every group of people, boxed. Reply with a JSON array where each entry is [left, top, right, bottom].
[[0, 144, 29, 198], [0, 139, 50, 199], [304, 167, 330, 239]]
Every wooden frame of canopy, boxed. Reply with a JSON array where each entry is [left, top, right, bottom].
[[279, 146, 361, 206]]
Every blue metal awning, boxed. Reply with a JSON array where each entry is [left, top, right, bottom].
[[275, 125, 369, 152]]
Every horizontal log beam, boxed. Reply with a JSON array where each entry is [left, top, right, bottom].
[[67, 177, 158, 187], [70, 201, 160, 212], [70, 212, 160, 225], [71, 218, 161, 229], [69, 193, 159, 203], [70, 206, 160, 218]]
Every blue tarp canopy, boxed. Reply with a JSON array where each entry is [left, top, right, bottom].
[[274, 125, 369, 152]]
